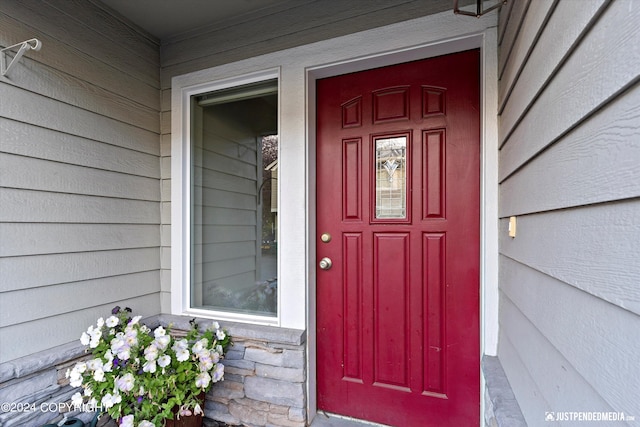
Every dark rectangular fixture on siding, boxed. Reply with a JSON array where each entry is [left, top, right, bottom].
[[453, 0, 506, 17]]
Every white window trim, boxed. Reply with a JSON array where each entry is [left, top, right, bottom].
[[171, 68, 282, 326]]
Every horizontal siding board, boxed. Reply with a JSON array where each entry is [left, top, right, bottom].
[[497, 0, 515, 46], [0, 84, 159, 156], [161, 0, 451, 68], [498, 0, 531, 79], [0, 153, 160, 200], [0, 13, 159, 110], [0, 295, 160, 363], [0, 189, 160, 224], [499, 0, 639, 180], [2, 0, 159, 87], [0, 224, 160, 257], [1, 58, 159, 132], [499, 200, 640, 314], [498, 0, 557, 109], [499, 82, 640, 216], [497, 330, 552, 426], [0, 119, 160, 179], [500, 256, 640, 416], [0, 271, 160, 327], [0, 248, 160, 292], [49, 0, 159, 62], [499, 291, 618, 420], [498, 0, 609, 123]]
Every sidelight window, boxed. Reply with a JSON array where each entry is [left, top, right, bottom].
[[189, 79, 278, 318]]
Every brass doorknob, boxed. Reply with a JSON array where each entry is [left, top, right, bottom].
[[319, 257, 333, 270]]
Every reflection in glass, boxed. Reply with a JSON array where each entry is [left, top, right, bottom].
[[190, 80, 278, 317], [375, 136, 407, 219]]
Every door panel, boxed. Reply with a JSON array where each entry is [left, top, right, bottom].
[[317, 50, 480, 426]]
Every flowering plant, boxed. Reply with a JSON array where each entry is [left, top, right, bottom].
[[67, 307, 231, 427]]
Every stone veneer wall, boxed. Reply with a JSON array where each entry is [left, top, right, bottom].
[[156, 315, 307, 427], [0, 341, 92, 426], [0, 314, 306, 427]]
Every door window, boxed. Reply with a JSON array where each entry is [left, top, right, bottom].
[[375, 135, 407, 219]]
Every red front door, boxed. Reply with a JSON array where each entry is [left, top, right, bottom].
[[316, 50, 480, 426]]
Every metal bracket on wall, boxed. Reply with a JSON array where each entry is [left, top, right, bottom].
[[453, 0, 507, 18], [1, 38, 42, 77]]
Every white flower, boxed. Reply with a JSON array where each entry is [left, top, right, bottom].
[[172, 338, 188, 352], [157, 354, 171, 368], [96, 317, 105, 328], [101, 392, 120, 409], [71, 392, 84, 408], [192, 338, 208, 354], [119, 414, 134, 427], [84, 325, 102, 348], [212, 363, 225, 382], [216, 329, 226, 340], [117, 346, 131, 361], [68, 369, 83, 387], [80, 332, 90, 346], [195, 372, 211, 389], [110, 335, 126, 354], [211, 350, 220, 364], [142, 359, 157, 373], [105, 316, 119, 328], [129, 315, 142, 325], [74, 362, 87, 373], [144, 344, 158, 361], [198, 354, 213, 372], [211, 321, 220, 330], [89, 326, 102, 341], [93, 368, 105, 382], [175, 348, 190, 362], [84, 387, 93, 397], [154, 334, 170, 350], [86, 358, 103, 371], [138, 422, 155, 427], [124, 328, 138, 347], [154, 326, 166, 337], [116, 373, 135, 392], [194, 403, 203, 415]]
